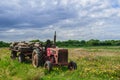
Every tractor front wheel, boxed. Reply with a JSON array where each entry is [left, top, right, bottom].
[[44, 61, 52, 71], [68, 61, 77, 70]]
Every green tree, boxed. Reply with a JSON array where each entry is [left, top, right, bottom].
[[87, 39, 100, 46]]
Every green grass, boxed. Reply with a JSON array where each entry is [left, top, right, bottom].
[[0, 47, 120, 80]]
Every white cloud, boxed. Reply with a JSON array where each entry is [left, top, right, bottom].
[[6, 29, 15, 32]]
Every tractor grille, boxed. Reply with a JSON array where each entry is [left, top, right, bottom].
[[58, 49, 68, 63]]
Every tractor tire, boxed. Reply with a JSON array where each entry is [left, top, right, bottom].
[[32, 49, 44, 68], [44, 61, 52, 71], [10, 51, 17, 59], [32, 53, 39, 68], [68, 61, 77, 70], [18, 53, 25, 63]]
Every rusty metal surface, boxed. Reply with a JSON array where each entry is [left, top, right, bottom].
[[58, 49, 68, 63], [46, 48, 68, 65]]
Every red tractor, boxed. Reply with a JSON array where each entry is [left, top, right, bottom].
[[32, 31, 77, 71]]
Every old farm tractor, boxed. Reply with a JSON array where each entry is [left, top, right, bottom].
[[9, 31, 77, 71]]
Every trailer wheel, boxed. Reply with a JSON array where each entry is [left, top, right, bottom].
[[68, 61, 77, 70], [10, 51, 17, 59], [18, 54, 25, 63], [44, 61, 52, 71]]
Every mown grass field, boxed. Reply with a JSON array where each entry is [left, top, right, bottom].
[[0, 46, 120, 80]]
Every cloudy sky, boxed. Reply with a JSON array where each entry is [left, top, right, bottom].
[[0, 0, 120, 42]]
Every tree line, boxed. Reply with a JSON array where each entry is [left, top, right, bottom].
[[0, 41, 10, 47], [56, 39, 120, 47], [0, 39, 120, 47]]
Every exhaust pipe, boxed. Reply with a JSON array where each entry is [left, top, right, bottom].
[[54, 31, 56, 46]]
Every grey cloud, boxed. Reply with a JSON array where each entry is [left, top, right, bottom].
[[0, 0, 120, 41]]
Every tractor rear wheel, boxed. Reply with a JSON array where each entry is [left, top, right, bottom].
[[68, 61, 77, 70], [32, 49, 44, 68], [44, 61, 52, 71], [32, 53, 39, 67], [18, 53, 25, 63]]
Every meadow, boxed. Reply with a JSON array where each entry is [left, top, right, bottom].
[[0, 46, 120, 80]]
